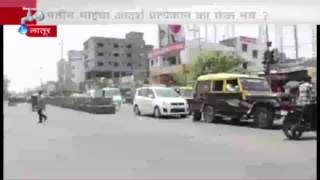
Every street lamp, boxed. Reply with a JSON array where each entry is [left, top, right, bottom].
[[40, 66, 43, 89]]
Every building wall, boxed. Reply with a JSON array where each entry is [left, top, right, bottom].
[[57, 58, 72, 82], [68, 50, 85, 90], [82, 32, 152, 82], [220, 36, 266, 73]]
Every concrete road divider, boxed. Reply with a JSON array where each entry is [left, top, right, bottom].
[[44, 97, 116, 114]]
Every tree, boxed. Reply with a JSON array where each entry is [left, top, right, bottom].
[[171, 72, 194, 86], [191, 50, 245, 80]]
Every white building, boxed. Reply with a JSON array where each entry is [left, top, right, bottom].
[[149, 40, 236, 84], [219, 36, 266, 73], [68, 50, 85, 90]]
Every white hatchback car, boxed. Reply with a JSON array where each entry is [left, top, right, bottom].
[[133, 86, 189, 118]]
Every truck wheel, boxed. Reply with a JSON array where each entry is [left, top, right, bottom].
[[193, 111, 201, 121], [253, 107, 274, 129], [203, 105, 216, 123]]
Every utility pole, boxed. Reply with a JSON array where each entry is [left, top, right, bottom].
[[293, 24, 299, 59], [262, 12, 272, 85], [213, 24, 217, 43], [204, 24, 207, 42], [188, 25, 201, 50], [60, 39, 64, 59]]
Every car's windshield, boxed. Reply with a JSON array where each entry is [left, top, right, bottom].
[[104, 89, 121, 96], [155, 88, 180, 98], [181, 89, 193, 98], [240, 78, 270, 91]]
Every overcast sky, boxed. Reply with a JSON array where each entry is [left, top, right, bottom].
[[4, 24, 315, 92]]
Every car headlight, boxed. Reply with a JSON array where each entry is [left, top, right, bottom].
[[162, 102, 169, 106]]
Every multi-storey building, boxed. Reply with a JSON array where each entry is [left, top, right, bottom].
[[68, 50, 85, 90], [219, 36, 266, 73], [149, 40, 236, 84], [56, 58, 75, 92], [82, 32, 153, 85]]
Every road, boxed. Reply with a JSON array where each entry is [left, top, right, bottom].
[[4, 102, 317, 179]]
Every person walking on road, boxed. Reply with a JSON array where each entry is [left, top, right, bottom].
[[37, 91, 47, 123]]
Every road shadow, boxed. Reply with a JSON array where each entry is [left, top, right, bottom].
[[194, 119, 283, 130], [142, 115, 186, 120], [283, 135, 317, 141]]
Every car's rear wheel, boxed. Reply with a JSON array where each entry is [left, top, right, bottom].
[[133, 105, 141, 116], [154, 107, 162, 118], [253, 107, 274, 129], [193, 111, 201, 121]]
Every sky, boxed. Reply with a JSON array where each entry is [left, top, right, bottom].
[[4, 24, 315, 92]]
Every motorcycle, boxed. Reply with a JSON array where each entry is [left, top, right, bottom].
[[282, 101, 317, 140]]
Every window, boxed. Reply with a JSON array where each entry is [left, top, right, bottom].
[[127, 63, 132, 67], [114, 62, 119, 67], [97, 42, 104, 48], [138, 88, 148, 97], [113, 43, 119, 48], [97, 62, 104, 66], [196, 80, 211, 95], [72, 66, 75, 70], [84, 61, 89, 68], [113, 53, 119, 57], [242, 44, 248, 52], [84, 43, 88, 50], [127, 44, 132, 48], [252, 50, 258, 58], [226, 79, 239, 92], [127, 53, 131, 58], [146, 89, 155, 98], [84, 55, 88, 59], [213, 80, 223, 91], [97, 52, 104, 57]]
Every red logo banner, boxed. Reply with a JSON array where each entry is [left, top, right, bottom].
[[26, 25, 57, 37]]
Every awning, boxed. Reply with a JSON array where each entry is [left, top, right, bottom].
[[148, 43, 185, 59]]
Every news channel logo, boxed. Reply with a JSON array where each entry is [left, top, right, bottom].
[[18, 8, 45, 35]]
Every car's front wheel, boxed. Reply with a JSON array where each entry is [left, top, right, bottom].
[[180, 114, 187, 118], [133, 105, 141, 116], [154, 107, 162, 118]]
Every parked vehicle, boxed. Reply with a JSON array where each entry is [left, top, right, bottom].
[[172, 86, 193, 115], [101, 87, 123, 109], [282, 101, 317, 140], [190, 73, 282, 129], [133, 86, 189, 118]]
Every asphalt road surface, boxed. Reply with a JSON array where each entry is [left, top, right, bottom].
[[4, 102, 317, 179]]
